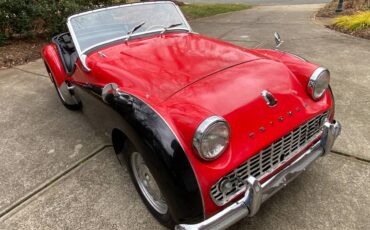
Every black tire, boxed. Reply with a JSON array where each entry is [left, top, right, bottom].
[[47, 68, 81, 110], [117, 142, 176, 229]]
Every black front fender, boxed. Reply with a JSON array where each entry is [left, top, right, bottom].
[[111, 93, 204, 223]]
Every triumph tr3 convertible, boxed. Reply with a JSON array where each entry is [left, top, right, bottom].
[[42, 1, 341, 229]]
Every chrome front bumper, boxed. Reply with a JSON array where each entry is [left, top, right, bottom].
[[176, 120, 341, 230]]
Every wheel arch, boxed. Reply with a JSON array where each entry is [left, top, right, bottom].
[[104, 94, 205, 224], [112, 128, 128, 154]]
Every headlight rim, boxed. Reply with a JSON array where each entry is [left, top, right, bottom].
[[193, 116, 230, 161], [307, 67, 330, 101]]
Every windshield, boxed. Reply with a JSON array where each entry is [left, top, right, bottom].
[[68, 2, 190, 54]]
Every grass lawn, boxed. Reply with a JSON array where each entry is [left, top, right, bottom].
[[181, 4, 252, 20]]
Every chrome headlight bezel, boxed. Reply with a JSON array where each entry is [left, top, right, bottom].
[[193, 116, 230, 161], [307, 67, 330, 100]]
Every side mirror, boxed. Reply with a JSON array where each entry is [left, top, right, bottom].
[[274, 32, 283, 49], [102, 83, 120, 103]]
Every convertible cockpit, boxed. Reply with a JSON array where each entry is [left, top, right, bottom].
[[52, 32, 77, 75]]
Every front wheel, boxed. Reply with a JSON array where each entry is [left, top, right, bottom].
[[123, 144, 175, 228]]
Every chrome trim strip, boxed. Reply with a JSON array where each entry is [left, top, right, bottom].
[[66, 1, 192, 71], [176, 120, 341, 230]]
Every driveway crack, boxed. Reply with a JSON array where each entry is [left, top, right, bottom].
[[331, 149, 370, 164], [11, 66, 49, 78], [0, 145, 112, 221]]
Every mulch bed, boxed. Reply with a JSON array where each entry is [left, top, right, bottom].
[[317, 0, 369, 17], [328, 25, 370, 39], [0, 38, 48, 69]]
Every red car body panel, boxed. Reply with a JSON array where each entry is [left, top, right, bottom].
[[42, 32, 334, 217], [41, 44, 70, 86], [83, 33, 260, 103]]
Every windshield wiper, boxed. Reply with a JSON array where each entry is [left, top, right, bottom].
[[160, 23, 184, 35], [125, 21, 145, 41]]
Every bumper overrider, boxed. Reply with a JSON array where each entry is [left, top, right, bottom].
[[176, 120, 341, 230]]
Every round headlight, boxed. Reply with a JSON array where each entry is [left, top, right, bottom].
[[193, 116, 230, 161], [307, 67, 330, 100]]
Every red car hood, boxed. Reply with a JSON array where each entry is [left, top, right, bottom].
[[165, 58, 331, 145], [87, 33, 260, 103]]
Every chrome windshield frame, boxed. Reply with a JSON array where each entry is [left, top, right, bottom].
[[66, 1, 192, 72]]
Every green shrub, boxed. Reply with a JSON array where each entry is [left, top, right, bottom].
[[0, 0, 126, 45], [334, 11, 370, 31], [0, 33, 7, 46]]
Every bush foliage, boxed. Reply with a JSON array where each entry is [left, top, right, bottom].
[[0, 0, 126, 45]]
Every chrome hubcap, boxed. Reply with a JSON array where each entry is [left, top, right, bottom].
[[48, 72, 78, 105], [131, 152, 168, 214], [58, 82, 79, 105]]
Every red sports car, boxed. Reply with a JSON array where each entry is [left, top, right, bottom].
[[42, 2, 341, 229]]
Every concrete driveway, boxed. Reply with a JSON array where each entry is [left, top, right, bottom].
[[1, 4, 369, 230]]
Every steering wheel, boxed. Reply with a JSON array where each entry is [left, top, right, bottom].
[[145, 25, 164, 32]]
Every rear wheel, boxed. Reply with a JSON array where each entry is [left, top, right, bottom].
[[119, 142, 176, 229], [46, 67, 81, 110]]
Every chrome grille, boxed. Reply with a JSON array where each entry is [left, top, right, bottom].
[[210, 112, 329, 206]]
